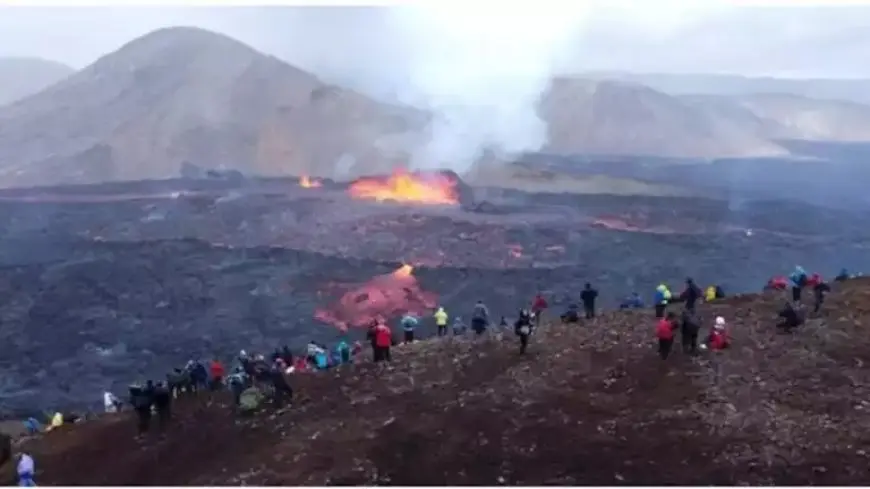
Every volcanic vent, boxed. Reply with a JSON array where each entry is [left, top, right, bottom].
[[346, 169, 474, 206]]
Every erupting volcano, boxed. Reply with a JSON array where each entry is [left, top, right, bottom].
[[347, 169, 459, 205], [314, 264, 437, 331], [299, 175, 322, 188]]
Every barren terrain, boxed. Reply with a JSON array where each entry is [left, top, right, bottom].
[[9, 279, 870, 485]]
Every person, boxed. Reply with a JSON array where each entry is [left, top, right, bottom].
[[188, 360, 208, 393], [227, 367, 247, 408], [152, 381, 172, 430], [104, 391, 121, 413], [835, 268, 850, 282], [705, 285, 716, 302], [514, 309, 533, 355], [452, 316, 467, 336], [560, 303, 580, 323], [271, 364, 293, 408], [209, 359, 226, 390], [619, 292, 644, 310], [531, 293, 548, 326], [654, 283, 672, 318], [314, 349, 328, 369], [17, 453, 35, 487], [167, 367, 190, 398], [129, 382, 154, 436], [705, 317, 730, 350], [765, 276, 789, 291], [471, 300, 489, 336], [680, 278, 702, 313], [337, 340, 351, 364], [715, 285, 726, 299], [812, 276, 832, 314], [366, 321, 379, 361], [47, 411, 63, 432], [374, 321, 393, 362], [580, 283, 599, 319], [433, 307, 449, 337], [351, 341, 363, 358], [790, 265, 808, 302], [401, 313, 419, 343], [656, 313, 677, 360], [776, 301, 804, 333], [680, 309, 700, 355], [281, 345, 294, 366], [23, 417, 41, 435]]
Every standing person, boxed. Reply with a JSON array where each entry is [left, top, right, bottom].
[[654, 283, 672, 318], [401, 313, 419, 343], [514, 309, 533, 355], [366, 320, 379, 362], [790, 266, 808, 302], [433, 307, 449, 337], [580, 283, 599, 319], [680, 309, 701, 355], [17, 453, 35, 487], [271, 365, 293, 408], [531, 293, 548, 326], [152, 382, 172, 431], [680, 278, 702, 314], [471, 300, 490, 336], [103, 391, 121, 413], [129, 383, 153, 436], [812, 275, 831, 314], [227, 367, 247, 408], [656, 313, 677, 360], [374, 321, 393, 362], [209, 359, 226, 391]]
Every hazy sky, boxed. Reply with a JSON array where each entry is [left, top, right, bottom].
[[2, 2, 869, 170]]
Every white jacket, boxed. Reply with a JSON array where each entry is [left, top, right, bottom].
[[104, 391, 118, 412], [18, 453, 34, 476]]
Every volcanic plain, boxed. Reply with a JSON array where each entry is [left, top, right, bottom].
[[0, 170, 869, 415]]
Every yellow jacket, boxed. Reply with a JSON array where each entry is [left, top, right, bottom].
[[433, 307, 448, 326], [48, 412, 63, 431], [705, 286, 716, 302]]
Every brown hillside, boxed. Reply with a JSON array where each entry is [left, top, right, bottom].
[[10, 278, 870, 485], [0, 27, 427, 188]]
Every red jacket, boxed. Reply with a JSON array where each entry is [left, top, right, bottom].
[[656, 319, 674, 340], [375, 324, 392, 348], [806, 273, 822, 287], [210, 360, 225, 379], [709, 331, 728, 350], [531, 295, 548, 313]]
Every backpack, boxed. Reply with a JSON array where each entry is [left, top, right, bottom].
[[239, 387, 263, 412]]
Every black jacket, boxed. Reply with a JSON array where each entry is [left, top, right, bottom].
[[580, 288, 598, 307]]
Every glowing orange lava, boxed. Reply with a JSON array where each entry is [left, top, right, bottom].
[[347, 169, 458, 205], [313, 264, 437, 331], [299, 175, 322, 188]]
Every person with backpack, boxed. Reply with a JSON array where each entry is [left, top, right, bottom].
[[514, 309, 533, 355], [654, 283, 672, 318], [226, 367, 248, 408], [812, 275, 832, 314], [471, 300, 490, 336]]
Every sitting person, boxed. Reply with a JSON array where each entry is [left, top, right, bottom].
[[776, 301, 805, 333], [619, 292, 644, 310], [560, 303, 580, 323]]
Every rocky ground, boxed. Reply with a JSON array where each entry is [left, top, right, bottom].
[[1, 176, 869, 414], [8, 279, 870, 485]]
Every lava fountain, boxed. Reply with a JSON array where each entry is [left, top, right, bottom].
[[314, 264, 437, 331], [347, 169, 459, 205], [299, 175, 322, 188]]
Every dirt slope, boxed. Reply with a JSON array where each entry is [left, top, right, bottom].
[[13, 279, 870, 485]]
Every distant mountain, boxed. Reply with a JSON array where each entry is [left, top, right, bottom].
[[587, 72, 870, 106], [686, 93, 870, 142], [539, 77, 787, 159], [0, 57, 74, 106], [0, 27, 427, 188]]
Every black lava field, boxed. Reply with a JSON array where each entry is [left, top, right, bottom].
[[0, 176, 868, 416]]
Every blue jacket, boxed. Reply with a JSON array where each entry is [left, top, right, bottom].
[[790, 266, 807, 287], [401, 315, 418, 331]]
